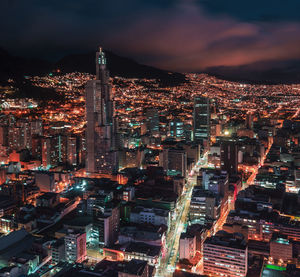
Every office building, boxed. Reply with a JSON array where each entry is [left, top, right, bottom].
[[65, 230, 87, 263], [160, 147, 187, 177], [51, 238, 65, 264], [203, 231, 248, 277], [67, 136, 78, 166], [246, 113, 253, 129], [220, 140, 238, 176], [146, 108, 159, 135], [270, 234, 293, 262], [193, 96, 210, 143], [169, 118, 184, 139], [94, 205, 120, 247], [30, 120, 43, 136], [89, 192, 119, 247], [179, 233, 196, 261], [130, 206, 170, 226], [86, 47, 118, 174], [189, 188, 220, 224], [201, 169, 229, 196]]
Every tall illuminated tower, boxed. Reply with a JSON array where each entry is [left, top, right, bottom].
[[193, 96, 210, 143], [86, 47, 118, 174]]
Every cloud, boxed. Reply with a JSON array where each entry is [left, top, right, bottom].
[[1, 0, 300, 72], [105, 1, 300, 71]]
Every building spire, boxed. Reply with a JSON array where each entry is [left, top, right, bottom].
[[96, 46, 108, 81], [97, 46, 106, 66]]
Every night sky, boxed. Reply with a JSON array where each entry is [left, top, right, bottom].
[[2, 0, 300, 72]]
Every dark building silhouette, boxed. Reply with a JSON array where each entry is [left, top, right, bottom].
[[220, 141, 238, 176]]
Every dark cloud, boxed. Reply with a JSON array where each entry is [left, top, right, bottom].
[[198, 0, 300, 22], [1, 0, 300, 71]]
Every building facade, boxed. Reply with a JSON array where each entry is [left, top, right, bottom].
[[86, 47, 118, 174]]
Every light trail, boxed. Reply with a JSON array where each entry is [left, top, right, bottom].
[[155, 152, 208, 277]]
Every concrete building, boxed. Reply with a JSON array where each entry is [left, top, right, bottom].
[[146, 108, 159, 136], [130, 206, 170, 226], [51, 238, 65, 264], [201, 169, 228, 196], [160, 147, 187, 177], [94, 205, 120, 247], [85, 47, 118, 174], [220, 140, 238, 176], [179, 233, 196, 261], [64, 230, 87, 263], [67, 136, 78, 166], [35, 171, 55, 193], [169, 118, 184, 139], [123, 242, 161, 266], [189, 188, 220, 224], [193, 96, 210, 144], [203, 231, 248, 277], [270, 234, 293, 263]]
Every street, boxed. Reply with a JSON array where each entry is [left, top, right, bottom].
[[155, 153, 208, 277]]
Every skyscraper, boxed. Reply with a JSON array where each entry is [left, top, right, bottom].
[[246, 112, 253, 129], [64, 230, 87, 263], [193, 96, 210, 143], [86, 47, 118, 174], [146, 108, 159, 135], [160, 147, 187, 177], [220, 140, 238, 176], [169, 118, 184, 139]]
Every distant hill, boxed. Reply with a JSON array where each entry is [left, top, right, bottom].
[[205, 59, 300, 84], [0, 48, 52, 83], [0, 48, 186, 86], [55, 50, 186, 86], [2, 47, 300, 85]]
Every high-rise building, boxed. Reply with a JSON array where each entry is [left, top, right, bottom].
[[0, 126, 8, 147], [169, 118, 184, 139], [86, 47, 118, 174], [64, 230, 87, 263], [202, 169, 228, 196], [203, 231, 248, 277], [51, 238, 65, 264], [87, 192, 120, 247], [160, 147, 187, 177], [270, 234, 293, 263], [67, 136, 78, 166], [41, 135, 68, 168], [220, 140, 238, 176], [246, 113, 253, 129], [18, 120, 31, 150], [30, 120, 43, 136], [189, 187, 220, 224], [93, 204, 120, 247], [41, 137, 51, 167], [32, 135, 42, 160], [179, 233, 196, 261], [193, 96, 210, 143], [146, 108, 159, 136], [8, 127, 21, 151]]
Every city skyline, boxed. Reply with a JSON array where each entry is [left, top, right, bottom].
[[0, 2, 300, 277]]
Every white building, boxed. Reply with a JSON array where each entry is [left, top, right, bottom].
[[130, 206, 170, 226], [203, 231, 248, 277], [65, 230, 87, 263], [179, 233, 196, 261]]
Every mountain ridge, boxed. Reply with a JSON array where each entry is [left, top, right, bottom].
[[0, 48, 186, 86], [1, 47, 300, 85]]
